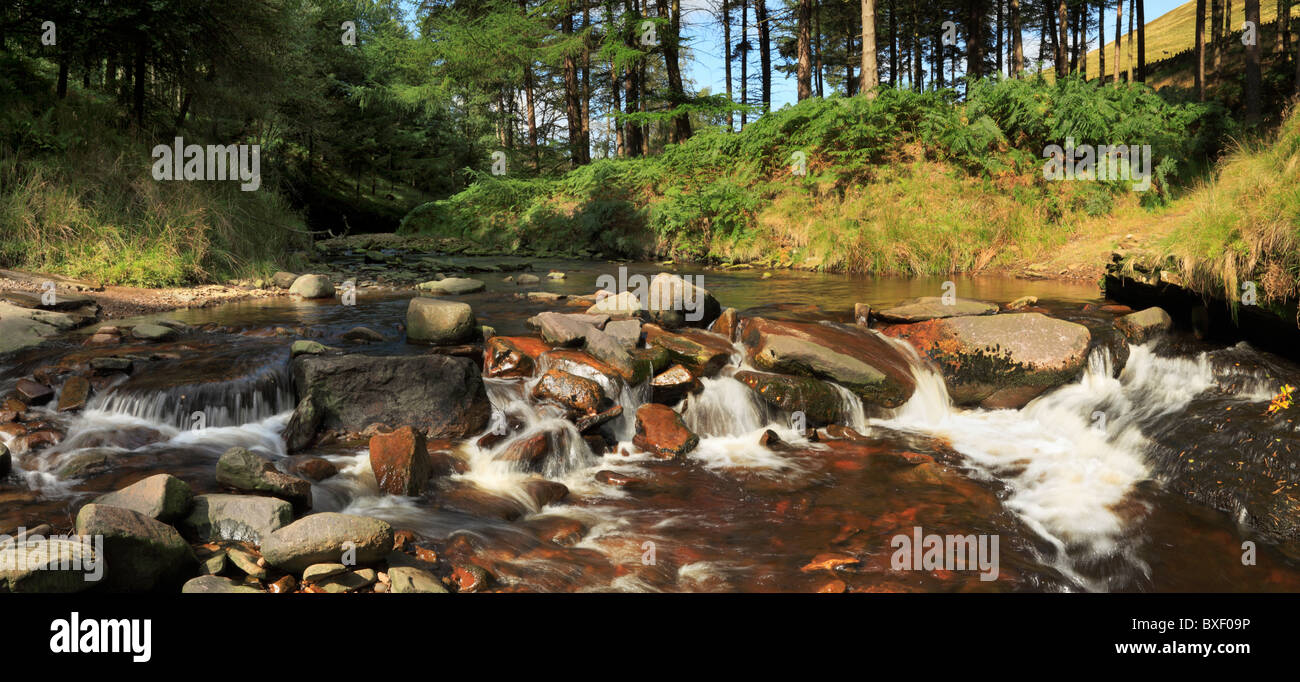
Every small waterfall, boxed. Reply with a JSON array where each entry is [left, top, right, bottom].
[[680, 375, 770, 438], [874, 341, 1274, 589], [91, 358, 295, 429]]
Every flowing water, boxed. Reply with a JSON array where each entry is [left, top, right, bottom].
[[4, 258, 1300, 592]]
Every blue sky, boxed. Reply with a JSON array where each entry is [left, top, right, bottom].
[[679, 0, 1189, 111]]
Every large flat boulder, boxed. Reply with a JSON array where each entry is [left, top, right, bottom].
[[739, 318, 915, 407], [883, 312, 1091, 408], [417, 277, 484, 295], [875, 296, 998, 323], [0, 301, 79, 353], [285, 353, 490, 449], [259, 513, 394, 574]]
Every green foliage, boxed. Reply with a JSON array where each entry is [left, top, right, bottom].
[[402, 77, 1228, 272]]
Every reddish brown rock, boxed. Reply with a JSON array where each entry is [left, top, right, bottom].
[[15, 379, 53, 406], [289, 456, 338, 481], [498, 432, 553, 469], [522, 478, 569, 507], [643, 324, 734, 377], [56, 376, 91, 412], [530, 369, 606, 415], [711, 307, 740, 340], [452, 564, 489, 592], [483, 336, 552, 378], [739, 317, 915, 407], [537, 349, 623, 386], [632, 404, 699, 459], [369, 426, 434, 497]]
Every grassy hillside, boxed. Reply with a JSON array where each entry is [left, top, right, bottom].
[[1151, 105, 1300, 312], [401, 76, 1230, 276], [1081, 1, 1299, 86], [0, 56, 311, 287]]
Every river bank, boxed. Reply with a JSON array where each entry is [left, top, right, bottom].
[[3, 244, 1300, 593]]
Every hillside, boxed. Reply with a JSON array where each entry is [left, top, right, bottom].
[[1081, 0, 1299, 87]]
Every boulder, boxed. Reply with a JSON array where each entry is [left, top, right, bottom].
[[74, 504, 195, 592], [93, 473, 193, 522], [733, 371, 848, 426], [290, 456, 338, 481], [483, 336, 551, 378], [369, 426, 434, 496], [259, 513, 394, 574], [712, 307, 740, 340], [581, 328, 643, 384], [516, 273, 541, 285], [181, 494, 294, 544], [603, 319, 643, 349], [1114, 306, 1173, 344], [0, 302, 78, 354], [0, 534, 98, 593], [215, 447, 313, 509], [387, 566, 449, 593], [272, 271, 299, 289], [883, 312, 1091, 409], [56, 376, 91, 412], [286, 354, 490, 446], [537, 349, 624, 387], [530, 312, 600, 346], [649, 365, 703, 405], [497, 431, 553, 468], [417, 277, 484, 295], [643, 324, 734, 377], [739, 317, 915, 407], [632, 404, 699, 458], [587, 291, 644, 318], [289, 274, 335, 299], [530, 369, 607, 415], [875, 296, 998, 323], [406, 298, 477, 345], [645, 273, 722, 328], [133, 323, 179, 341]]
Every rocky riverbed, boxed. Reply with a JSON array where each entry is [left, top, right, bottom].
[[3, 240, 1300, 593]]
